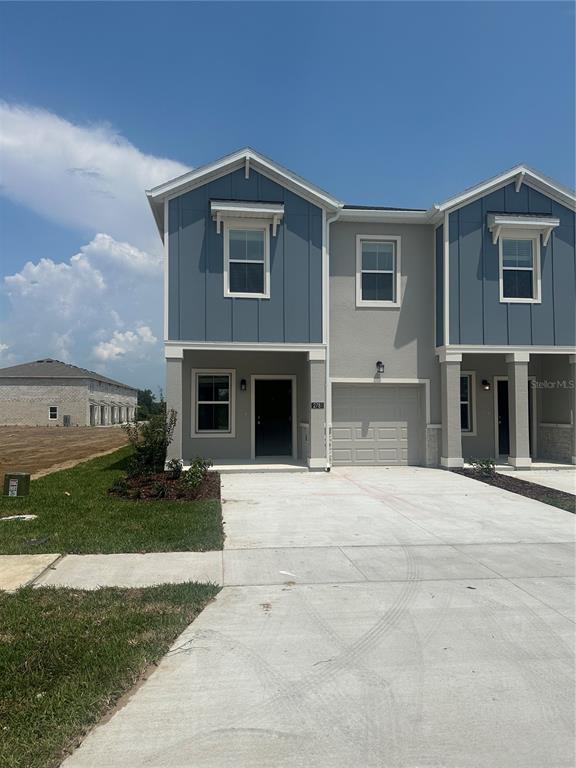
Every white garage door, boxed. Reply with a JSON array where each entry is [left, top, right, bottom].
[[331, 385, 423, 465]]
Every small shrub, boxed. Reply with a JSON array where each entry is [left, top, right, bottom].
[[166, 458, 183, 480], [470, 457, 496, 476], [124, 407, 177, 475], [182, 457, 213, 491]]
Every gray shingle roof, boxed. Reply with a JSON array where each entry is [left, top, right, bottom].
[[0, 359, 138, 391]]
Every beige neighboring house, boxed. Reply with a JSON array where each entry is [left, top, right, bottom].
[[0, 359, 138, 427]]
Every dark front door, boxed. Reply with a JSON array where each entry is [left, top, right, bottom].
[[497, 380, 510, 456], [255, 379, 293, 457], [497, 379, 533, 457]]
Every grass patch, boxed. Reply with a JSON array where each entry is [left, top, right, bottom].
[[0, 447, 224, 554], [0, 582, 219, 768]]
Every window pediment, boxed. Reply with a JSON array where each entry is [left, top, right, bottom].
[[487, 213, 560, 247], [211, 200, 284, 236]]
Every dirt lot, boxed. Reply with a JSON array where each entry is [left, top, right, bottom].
[[0, 426, 129, 482]]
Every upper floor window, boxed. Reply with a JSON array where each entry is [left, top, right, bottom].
[[356, 235, 401, 308], [500, 237, 541, 303], [224, 221, 270, 299]]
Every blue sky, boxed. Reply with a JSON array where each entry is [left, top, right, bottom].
[[0, 1, 574, 389]]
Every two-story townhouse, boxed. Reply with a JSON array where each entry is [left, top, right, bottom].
[[146, 149, 575, 470]]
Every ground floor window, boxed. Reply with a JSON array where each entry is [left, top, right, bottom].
[[194, 371, 234, 435], [460, 374, 474, 433], [48, 406, 58, 420]]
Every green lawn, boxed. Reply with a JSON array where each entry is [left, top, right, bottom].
[[0, 582, 219, 768], [0, 447, 224, 554]]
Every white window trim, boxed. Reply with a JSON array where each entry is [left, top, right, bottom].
[[498, 229, 542, 304], [48, 406, 58, 421], [355, 235, 401, 308], [460, 371, 477, 436], [191, 369, 236, 438], [223, 218, 270, 300]]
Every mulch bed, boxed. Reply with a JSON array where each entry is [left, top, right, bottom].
[[109, 471, 221, 502], [455, 469, 575, 514]]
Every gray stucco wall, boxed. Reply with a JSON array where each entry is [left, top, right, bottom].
[[168, 168, 323, 344], [174, 350, 310, 461], [448, 183, 575, 346], [329, 221, 441, 423]]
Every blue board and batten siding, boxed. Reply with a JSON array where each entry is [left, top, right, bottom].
[[447, 182, 575, 346], [168, 168, 323, 343]]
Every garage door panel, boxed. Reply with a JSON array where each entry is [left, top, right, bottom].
[[332, 385, 422, 466]]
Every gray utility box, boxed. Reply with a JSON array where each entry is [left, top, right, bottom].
[[3, 472, 31, 497]]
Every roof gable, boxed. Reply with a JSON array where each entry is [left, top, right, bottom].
[[147, 147, 343, 236], [433, 164, 576, 218]]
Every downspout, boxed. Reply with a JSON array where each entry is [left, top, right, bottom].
[[324, 207, 342, 470]]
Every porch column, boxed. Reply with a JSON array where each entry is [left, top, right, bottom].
[[166, 350, 183, 463], [506, 352, 531, 469], [570, 355, 576, 465], [308, 351, 327, 470], [439, 351, 463, 468]]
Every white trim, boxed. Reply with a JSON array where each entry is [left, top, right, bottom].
[[436, 345, 576, 355], [163, 198, 169, 341], [147, 147, 343, 209], [355, 235, 401, 308], [308, 457, 328, 469], [438, 350, 462, 363], [498, 232, 541, 304], [443, 211, 450, 346], [505, 351, 530, 363], [433, 164, 576, 217], [48, 405, 58, 421], [191, 369, 236, 438], [493, 375, 537, 460], [330, 377, 431, 426], [222, 219, 270, 299], [460, 371, 477, 436], [539, 422, 572, 429], [308, 348, 326, 362], [165, 341, 326, 356], [250, 375, 297, 461]]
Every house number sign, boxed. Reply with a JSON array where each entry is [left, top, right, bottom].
[[311, 402, 325, 409]]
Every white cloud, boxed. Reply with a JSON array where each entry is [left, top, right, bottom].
[[0, 102, 188, 252], [0, 103, 188, 387], [93, 325, 157, 361]]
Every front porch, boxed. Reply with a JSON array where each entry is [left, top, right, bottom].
[[165, 347, 328, 470], [439, 351, 576, 469]]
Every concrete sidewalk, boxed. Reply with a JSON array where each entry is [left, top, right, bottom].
[[498, 467, 576, 495], [0, 554, 60, 591]]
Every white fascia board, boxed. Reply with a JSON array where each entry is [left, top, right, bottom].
[[436, 344, 576, 355], [338, 208, 431, 224], [165, 341, 327, 356], [432, 164, 576, 219], [147, 148, 343, 210]]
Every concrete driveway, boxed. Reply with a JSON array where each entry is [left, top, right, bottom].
[[65, 467, 575, 768]]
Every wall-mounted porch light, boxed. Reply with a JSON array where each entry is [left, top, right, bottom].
[[376, 361, 385, 375], [240, 379, 247, 392], [481, 379, 491, 391]]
